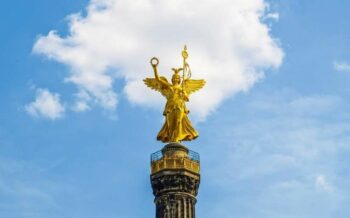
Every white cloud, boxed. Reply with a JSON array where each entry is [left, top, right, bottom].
[[71, 90, 92, 112], [199, 91, 350, 217], [249, 92, 341, 116], [33, 0, 283, 119], [333, 61, 350, 72], [265, 12, 279, 20], [25, 88, 65, 120], [0, 157, 61, 216], [315, 174, 334, 193]]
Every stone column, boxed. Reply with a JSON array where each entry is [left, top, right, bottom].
[[151, 143, 200, 218]]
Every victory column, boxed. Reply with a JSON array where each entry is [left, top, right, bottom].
[[144, 46, 205, 218]]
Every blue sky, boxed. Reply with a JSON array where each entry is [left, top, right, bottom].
[[1, 0, 350, 218]]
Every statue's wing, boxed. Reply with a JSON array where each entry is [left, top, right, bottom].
[[143, 76, 170, 97], [183, 79, 206, 95]]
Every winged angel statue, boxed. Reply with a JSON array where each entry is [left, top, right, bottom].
[[144, 46, 206, 143]]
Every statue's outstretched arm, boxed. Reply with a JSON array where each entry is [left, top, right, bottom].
[[150, 57, 169, 87], [152, 63, 160, 80]]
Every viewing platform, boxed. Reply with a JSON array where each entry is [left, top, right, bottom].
[[150, 143, 200, 175]]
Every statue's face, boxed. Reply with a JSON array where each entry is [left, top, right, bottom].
[[172, 76, 181, 85]]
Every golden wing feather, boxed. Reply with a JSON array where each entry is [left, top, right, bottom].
[[183, 79, 206, 95], [143, 76, 170, 97]]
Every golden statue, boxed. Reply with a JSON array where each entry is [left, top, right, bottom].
[[144, 46, 206, 143]]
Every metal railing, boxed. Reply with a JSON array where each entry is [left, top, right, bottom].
[[150, 150, 200, 163], [150, 149, 200, 174], [151, 150, 163, 162], [188, 150, 200, 163]]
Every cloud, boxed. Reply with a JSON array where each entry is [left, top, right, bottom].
[[25, 88, 65, 120], [333, 61, 350, 72], [265, 12, 279, 20], [315, 174, 334, 193], [249, 92, 341, 117], [199, 91, 350, 218], [33, 0, 283, 119], [0, 157, 59, 217]]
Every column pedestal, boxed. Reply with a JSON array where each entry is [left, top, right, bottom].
[[150, 143, 200, 218]]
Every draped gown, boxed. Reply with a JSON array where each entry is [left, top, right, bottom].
[[156, 84, 198, 143]]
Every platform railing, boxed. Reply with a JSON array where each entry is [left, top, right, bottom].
[[150, 149, 200, 174], [150, 150, 200, 163]]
